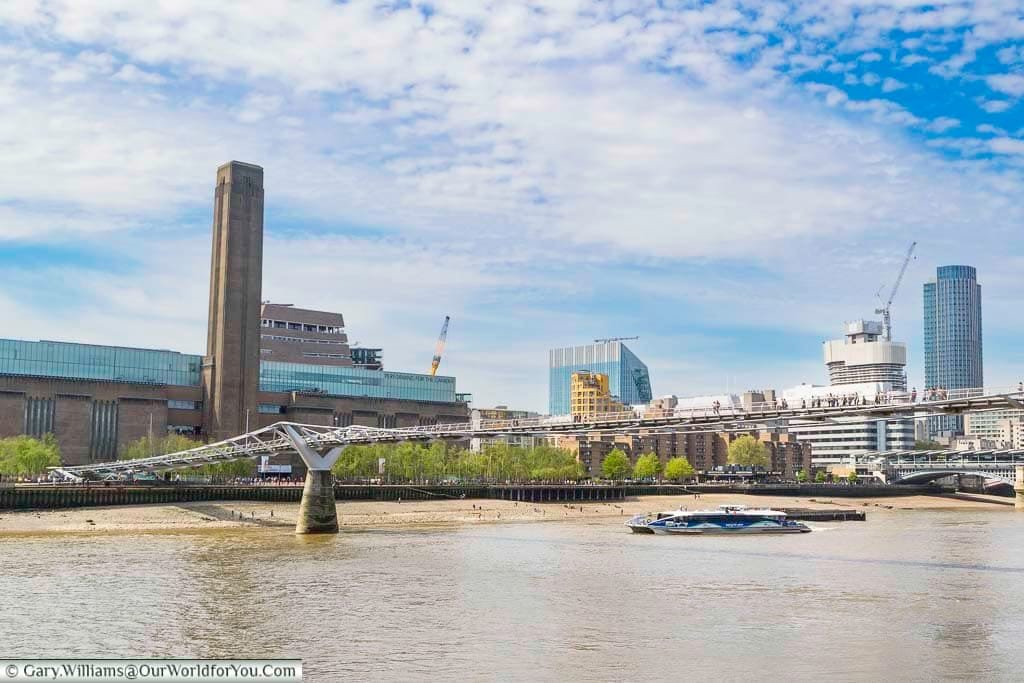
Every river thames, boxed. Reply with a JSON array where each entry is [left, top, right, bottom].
[[2, 510, 1023, 681]]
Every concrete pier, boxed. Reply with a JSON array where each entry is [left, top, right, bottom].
[[296, 470, 339, 534], [1016, 466, 1024, 511], [283, 425, 344, 534]]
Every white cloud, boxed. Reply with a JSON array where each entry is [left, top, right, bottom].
[[986, 73, 1024, 97], [977, 124, 1007, 136], [236, 93, 283, 123], [990, 137, 1024, 155], [113, 64, 166, 84], [2, 1, 1024, 407], [997, 46, 1024, 65], [881, 77, 907, 92], [976, 98, 1012, 113], [925, 116, 960, 133]]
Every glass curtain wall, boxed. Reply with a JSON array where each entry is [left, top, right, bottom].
[[923, 265, 983, 435], [0, 339, 201, 386], [549, 341, 652, 415], [259, 361, 457, 403]]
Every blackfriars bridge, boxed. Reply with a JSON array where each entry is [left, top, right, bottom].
[[861, 450, 1024, 491], [50, 387, 1024, 532]]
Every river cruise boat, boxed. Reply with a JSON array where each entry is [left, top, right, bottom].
[[626, 505, 811, 535]]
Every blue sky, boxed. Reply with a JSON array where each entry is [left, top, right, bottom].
[[1, 1, 1022, 411]]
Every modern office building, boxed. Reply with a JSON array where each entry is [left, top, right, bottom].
[[964, 409, 1024, 449], [783, 319, 913, 467], [549, 341, 651, 415], [0, 161, 469, 467], [786, 420, 915, 466], [924, 265, 983, 435]]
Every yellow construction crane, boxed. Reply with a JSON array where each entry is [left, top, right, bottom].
[[429, 316, 450, 377]]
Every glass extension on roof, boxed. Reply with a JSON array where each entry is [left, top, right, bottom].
[[259, 361, 457, 403], [0, 339, 202, 386]]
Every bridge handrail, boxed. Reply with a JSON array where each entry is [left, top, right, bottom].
[[48, 386, 1022, 479]]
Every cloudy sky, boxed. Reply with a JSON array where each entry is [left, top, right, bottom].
[[1, 0, 1022, 412]]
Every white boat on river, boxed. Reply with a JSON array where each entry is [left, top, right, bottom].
[[626, 504, 811, 535]]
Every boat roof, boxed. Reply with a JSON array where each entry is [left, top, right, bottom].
[[660, 505, 786, 517]]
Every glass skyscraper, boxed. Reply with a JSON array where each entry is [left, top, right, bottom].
[[549, 341, 652, 415], [923, 265, 983, 434]]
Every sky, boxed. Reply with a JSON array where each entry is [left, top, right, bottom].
[[1, 0, 1022, 413]]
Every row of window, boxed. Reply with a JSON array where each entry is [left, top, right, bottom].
[[303, 352, 349, 359], [261, 319, 345, 335], [260, 335, 347, 346], [168, 400, 201, 410]]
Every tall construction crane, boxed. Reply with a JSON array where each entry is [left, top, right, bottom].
[[429, 316, 450, 377], [594, 336, 639, 344], [875, 241, 917, 341]]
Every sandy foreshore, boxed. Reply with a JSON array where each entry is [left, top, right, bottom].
[[0, 492, 1014, 534]]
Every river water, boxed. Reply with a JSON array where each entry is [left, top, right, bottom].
[[2, 510, 1023, 681]]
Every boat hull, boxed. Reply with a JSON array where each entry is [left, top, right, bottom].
[[630, 524, 810, 535]]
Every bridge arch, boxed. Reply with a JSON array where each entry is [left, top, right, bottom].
[[892, 470, 1015, 489]]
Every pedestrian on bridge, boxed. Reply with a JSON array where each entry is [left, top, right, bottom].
[[911, 388, 917, 402]]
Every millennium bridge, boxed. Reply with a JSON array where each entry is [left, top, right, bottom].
[[51, 386, 1024, 532]]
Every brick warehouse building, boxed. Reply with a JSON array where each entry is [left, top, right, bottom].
[[0, 161, 469, 467], [556, 429, 811, 480]]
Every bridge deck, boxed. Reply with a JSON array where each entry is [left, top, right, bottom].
[[50, 391, 1024, 479]]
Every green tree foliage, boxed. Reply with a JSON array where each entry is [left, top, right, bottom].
[[815, 470, 828, 483], [632, 453, 661, 480], [663, 457, 695, 482], [121, 433, 204, 460], [601, 449, 631, 480], [0, 434, 61, 477], [727, 435, 770, 469], [330, 441, 583, 483], [846, 469, 859, 483], [795, 469, 808, 483], [915, 440, 943, 450], [121, 434, 255, 479]]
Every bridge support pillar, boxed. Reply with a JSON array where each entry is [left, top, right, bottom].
[[283, 426, 344, 534], [1016, 466, 1024, 511], [297, 469, 339, 534]]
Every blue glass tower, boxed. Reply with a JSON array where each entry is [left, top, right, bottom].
[[923, 265, 983, 434], [548, 341, 652, 415]]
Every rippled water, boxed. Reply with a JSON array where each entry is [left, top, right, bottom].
[[2, 511, 1024, 681]]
